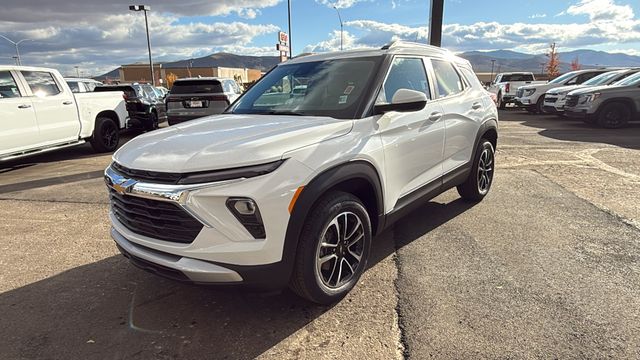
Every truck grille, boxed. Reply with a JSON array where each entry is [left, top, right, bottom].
[[516, 89, 524, 98], [566, 95, 579, 107], [109, 188, 203, 243]]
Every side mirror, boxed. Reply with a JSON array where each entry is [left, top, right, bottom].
[[374, 89, 428, 114]]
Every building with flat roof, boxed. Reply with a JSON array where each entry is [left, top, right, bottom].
[[119, 63, 264, 87]]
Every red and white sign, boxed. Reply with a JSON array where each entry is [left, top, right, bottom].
[[278, 31, 289, 45]]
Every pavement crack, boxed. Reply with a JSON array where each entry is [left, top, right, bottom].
[[391, 249, 409, 360]]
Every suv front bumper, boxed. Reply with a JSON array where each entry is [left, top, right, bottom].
[[105, 159, 314, 287]]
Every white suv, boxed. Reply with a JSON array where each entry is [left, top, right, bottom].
[[105, 41, 499, 304]]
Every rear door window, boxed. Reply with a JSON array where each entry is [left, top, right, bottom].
[[431, 59, 464, 98], [21, 71, 61, 96], [0, 71, 22, 98], [171, 80, 223, 94]]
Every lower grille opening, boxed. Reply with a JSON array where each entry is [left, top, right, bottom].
[[109, 188, 203, 243], [117, 244, 191, 282]]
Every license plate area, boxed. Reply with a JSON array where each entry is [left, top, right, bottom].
[[188, 100, 203, 108]]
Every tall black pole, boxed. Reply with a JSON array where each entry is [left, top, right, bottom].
[[428, 0, 444, 47], [490, 59, 496, 83], [143, 9, 154, 86], [288, 0, 292, 58]]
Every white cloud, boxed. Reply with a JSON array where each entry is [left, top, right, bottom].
[[566, 0, 634, 22], [303, 30, 363, 52], [529, 14, 547, 19], [316, 0, 368, 9]]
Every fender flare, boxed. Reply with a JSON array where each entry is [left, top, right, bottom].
[[279, 161, 385, 280]]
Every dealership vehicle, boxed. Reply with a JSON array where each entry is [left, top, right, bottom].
[[487, 72, 544, 109], [95, 83, 165, 131], [65, 77, 103, 93], [565, 71, 640, 128], [105, 41, 498, 304], [543, 68, 639, 114], [516, 68, 611, 113], [0, 66, 129, 160], [165, 77, 242, 125]]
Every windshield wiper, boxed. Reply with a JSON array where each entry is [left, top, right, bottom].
[[264, 110, 305, 116]]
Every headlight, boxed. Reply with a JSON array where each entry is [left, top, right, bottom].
[[178, 160, 285, 184], [579, 93, 601, 104], [523, 89, 536, 96]]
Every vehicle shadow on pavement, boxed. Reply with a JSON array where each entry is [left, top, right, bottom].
[[0, 130, 142, 171], [0, 256, 328, 359], [527, 118, 640, 150], [369, 196, 478, 265], [0, 195, 475, 359], [499, 109, 640, 150]]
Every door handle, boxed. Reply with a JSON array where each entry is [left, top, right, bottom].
[[428, 112, 442, 122], [18, 104, 32, 109], [472, 102, 483, 110], [62, 101, 73, 105]]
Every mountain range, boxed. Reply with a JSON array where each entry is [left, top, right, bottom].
[[95, 49, 640, 79]]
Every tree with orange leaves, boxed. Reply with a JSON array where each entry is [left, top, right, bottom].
[[570, 56, 581, 71], [545, 42, 560, 78]]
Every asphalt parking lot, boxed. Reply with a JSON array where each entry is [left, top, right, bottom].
[[1, 112, 639, 359]]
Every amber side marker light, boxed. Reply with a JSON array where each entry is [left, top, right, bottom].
[[288, 186, 305, 214]]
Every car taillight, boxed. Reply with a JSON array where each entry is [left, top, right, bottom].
[[505, 83, 510, 93]]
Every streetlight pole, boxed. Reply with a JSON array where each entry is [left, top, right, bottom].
[[75, 66, 80, 77], [0, 35, 32, 66], [332, 5, 344, 51], [287, 0, 292, 57], [490, 59, 496, 83], [129, 5, 155, 86]]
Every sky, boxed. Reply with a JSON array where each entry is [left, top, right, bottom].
[[1, 0, 639, 76]]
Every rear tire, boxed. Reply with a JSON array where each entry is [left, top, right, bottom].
[[289, 191, 372, 305], [146, 110, 159, 131], [597, 102, 631, 129], [90, 117, 119, 153], [457, 139, 495, 202]]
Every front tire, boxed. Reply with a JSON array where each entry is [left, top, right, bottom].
[[289, 191, 372, 304], [597, 102, 631, 129], [457, 139, 495, 202], [535, 96, 545, 114], [90, 117, 119, 153], [146, 110, 159, 131], [497, 93, 505, 110]]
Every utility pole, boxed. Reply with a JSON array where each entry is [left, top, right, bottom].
[[490, 59, 496, 83], [129, 5, 155, 85], [428, 0, 444, 46], [75, 66, 80, 77], [287, 0, 293, 57]]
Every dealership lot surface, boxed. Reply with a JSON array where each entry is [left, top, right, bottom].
[[1, 112, 639, 359]]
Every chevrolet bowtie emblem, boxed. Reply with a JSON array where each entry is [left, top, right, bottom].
[[108, 177, 138, 195]]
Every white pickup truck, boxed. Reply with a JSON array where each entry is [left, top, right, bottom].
[[487, 72, 545, 109], [0, 66, 129, 161]]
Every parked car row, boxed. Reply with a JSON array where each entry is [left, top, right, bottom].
[[487, 67, 640, 128]]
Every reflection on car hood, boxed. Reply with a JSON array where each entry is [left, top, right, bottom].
[[113, 114, 352, 173], [567, 85, 619, 96], [547, 85, 584, 94]]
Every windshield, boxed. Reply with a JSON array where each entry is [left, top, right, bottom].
[[614, 72, 640, 86], [582, 71, 623, 86], [228, 57, 383, 119], [549, 71, 577, 84]]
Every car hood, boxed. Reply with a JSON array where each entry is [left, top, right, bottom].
[[113, 114, 353, 173], [567, 84, 618, 96]]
